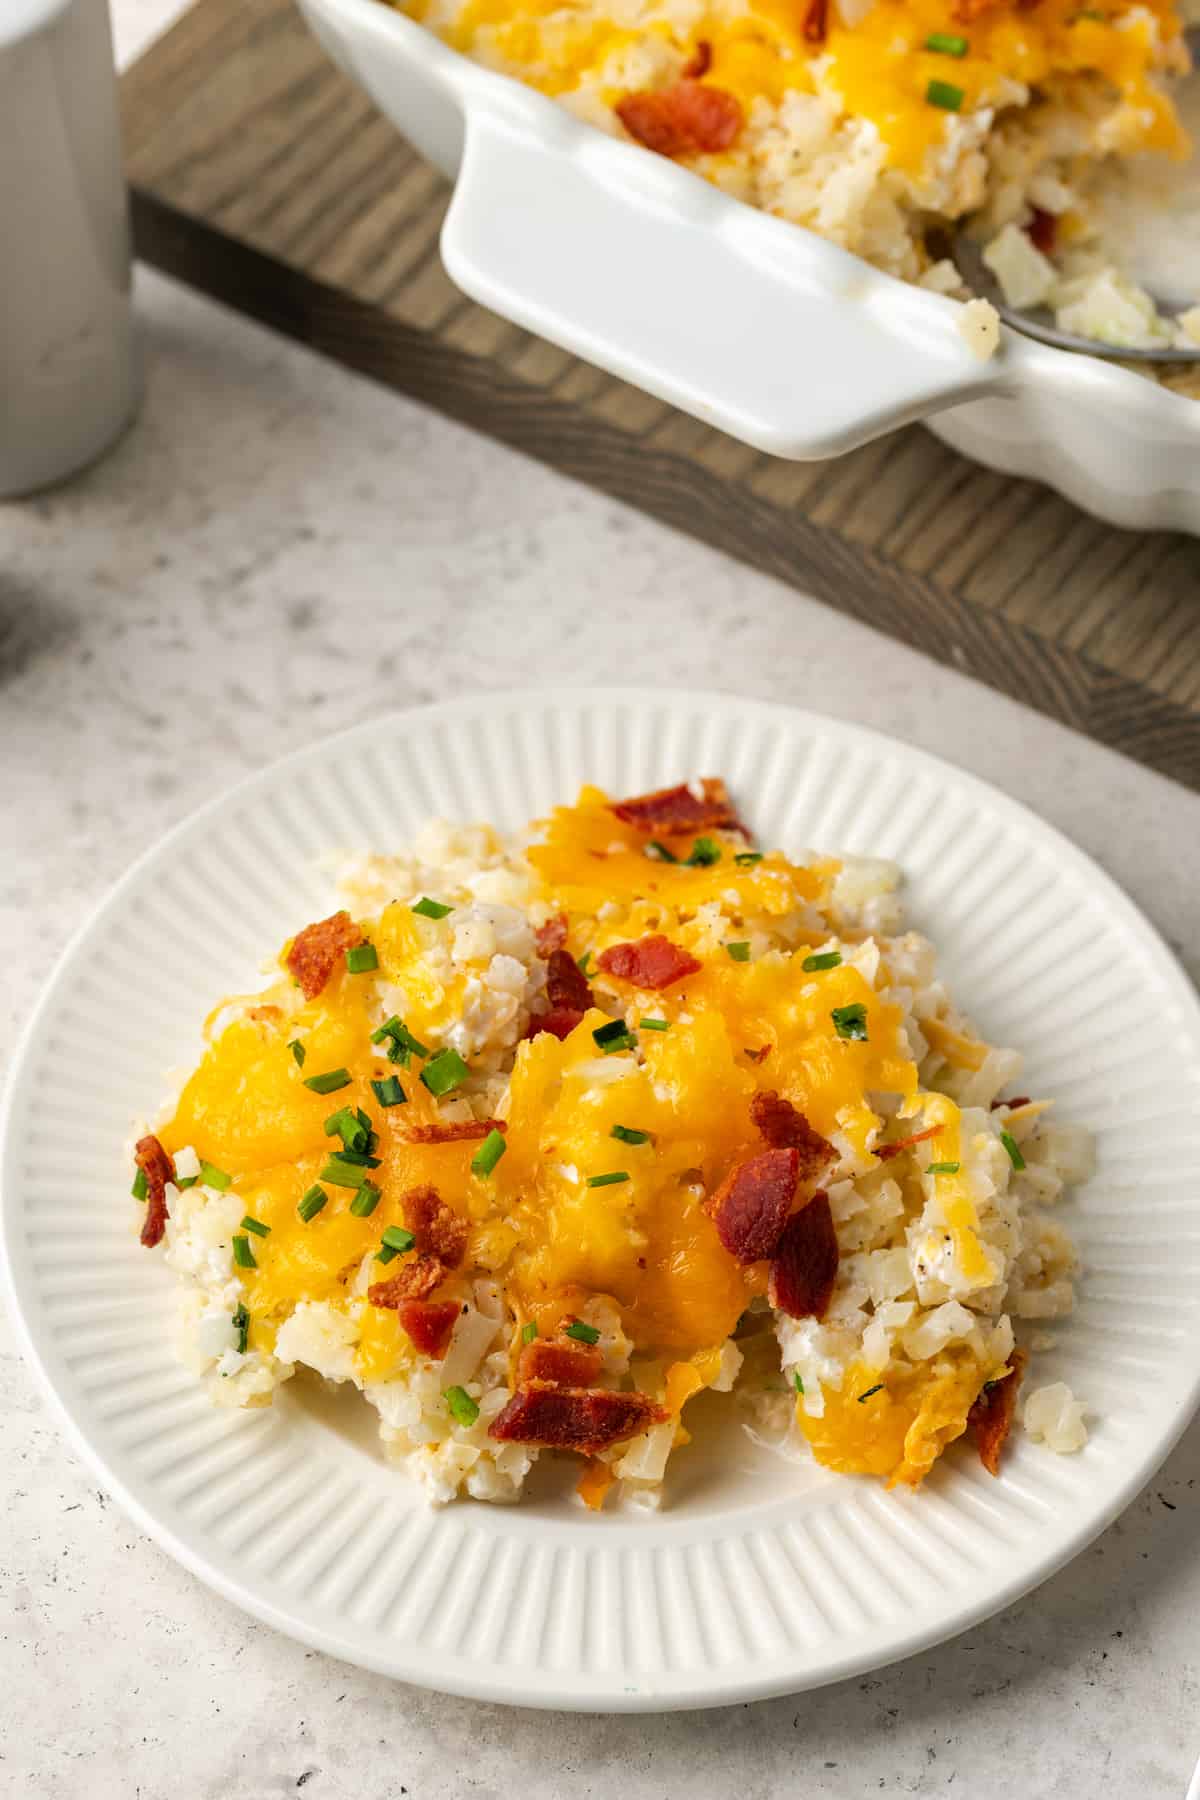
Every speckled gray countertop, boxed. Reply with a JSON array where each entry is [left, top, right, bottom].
[[3, 5, 1200, 1790]]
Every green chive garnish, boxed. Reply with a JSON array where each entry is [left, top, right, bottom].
[[926, 77, 964, 109], [471, 1128, 507, 1177], [377, 1225, 415, 1261], [925, 30, 968, 53], [735, 851, 763, 867], [587, 1171, 630, 1188], [412, 897, 453, 920], [802, 950, 842, 972], [602, 1032, 638, 1055], [298, 1184, 328, 1221], [857, 1383, 885, 1403], [521, 1321, 538, 1344], [232, 1233, 256, 1270], [645, 841, 678, 863], [445, 1385, 479, 1426], [131, 1168, 149, 1201], [639, 1017, 670, 1032], [611, 1125, 652, 1145], [371, 1016, 430, 1066], [686, 836, 721, 867], [576, 951, 593, 979], [320, 1155, 370, 1189], [1001, 1131, 1026, 1172], [332, 1146, 381, 1168], [240, 1215, 270, 1238], [725, 941, 751, 962], [794, 1372, 804, 1395], [345, 942, 379, 974], [288, 1039, 306, 1067], [325, 1106, 371, 1151], [303, 1068, 352, 1095], [927, 1161, 961, 1175], [199, 1161, 232, 1191], [175, 1176, 198, 1190], [420, 1047, 470, 1097], [232, 1303, 250, 1355], [592, 1018, 637, 1055], [371, 1075, 407, 1108], [565, 1320, 601, 1345], [831, 1003, 869, 1041], [349, 1181, 381, 1217]]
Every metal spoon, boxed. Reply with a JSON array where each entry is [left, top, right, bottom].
[[952, 24, 1200, 362]]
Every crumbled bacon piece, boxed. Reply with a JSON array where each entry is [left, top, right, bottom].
[[286, 910, 363, 1001], [681, 39, 712, 77], [596, 934, 702, 990], [705, 1146, 798, 1263], [875, 1124, 941, 1162], [396, 1298, 462, 1359], [402, 1119, 507, 1145], [536, 914, 568, 956], [247, 1004, 282, 1022], [1027, 209, 1056, 256], [135, 1133, 175, 1249], [768, 1191, 838, 1319], [616, 81, 745, 158], [969, 1349, 1027, 1476], [367, 1256, 445, 1307], [802, 0, 828, 42], [546, 947, 594, 1014], [519, 1338, 604, 1388], [488, 1382, 667, 1455], [525, 1006, 587, 1043], [403, 1184, 470, 1267], [610, 777, 743, 836], [991, 1095, 1030, 1112], [750, 1092, 835, 1192]]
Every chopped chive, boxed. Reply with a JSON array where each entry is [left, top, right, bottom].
[[1001, 1130, 1026, 1172], [735, 851, 764, 868], [349, 1181, 381, 1217], [380, 1225, 415, 1256], [371, 1016, 430, 1066], [685, 836, 721, 867], [587, 1171, 630, 1188], [639, 1017, 670, 1032], [593, 1018, 637, 1053], [925, 29, 968, 53], [794, 1372, 805, 1395], [232, 1233, 257, 1270], [288, 1038, 306, 1067], [725, 941, 751, 962], [926, 77, 964, 109], [471, 1128, 507, 1177], [332, 1146, 381, 1168], [831, 1003, 869, 1042], [232, 1303, 250, 1355], [298, 1184, 328, 1222], [320, 1155, 370, 1189], [199, 1161, 232, 1191], [445, 1385, 480, 1426], [412, 896, 453, 920], [601, 1032, 638, 1055], [420, 1047, 470, 1097], [857, 1383, 885, 1403], [325, 1105, 371, 1151], [303, 1067, 351, 1095], [371, 1075, 407, 1108], [345, 942, 379, 974], [521, 1321, 538, 1344], [802, 950, 843, 972], [645, 840, 678, 864], [576, 951, 594, 979], [565, 1320, 601, 1345], [175, 1176, 198, 1190], [927, 1161, 961, 1175], [611, 1124, 652, 1145], [131, 1168, 149, 1201], [240, 1215, 270, 1238]]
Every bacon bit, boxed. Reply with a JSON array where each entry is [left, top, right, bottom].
[[875, 1124, 941, 1163], [802, 0, 828, 42], [768, 1191, 838, 1319], [519, 1338, 604, 1387], [488, 1382, 668, 1455], [402, 1119, 507, 1145], [617, 80, 744, 158], [576, 1458, 617, 1511], [135, 1134, 175, 1249], [247, 1004, 282, 1023], [596, 934, 702, 990], [396, 1298, 462, 1359], [1027, 208, 1057, 255], [681, 39, 712, 77], [547, 947, 594, 1014], [706, 1146, 799, 1263], [367, 1256, 445, 1307], [611, 776, 744, 836], [535, 914, 568, 956], [953, 0, 1000, 18], [991, 1095, 1031, 1112], [750, 1093, 835, 1193], [969, 1349, 1028, 1476], [524, 1006, 587, 1042], [286, 911, 363, 1001], [403, 1184, 470, 1267]]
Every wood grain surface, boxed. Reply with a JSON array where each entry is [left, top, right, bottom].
[[120, 0, 1200, 790]]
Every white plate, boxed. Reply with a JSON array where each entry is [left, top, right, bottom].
[[5, 688, 1200, 1711]]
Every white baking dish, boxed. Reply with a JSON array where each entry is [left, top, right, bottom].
[[296, 0, 1200, 533]]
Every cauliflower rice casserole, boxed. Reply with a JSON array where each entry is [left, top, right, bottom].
[[132, 780, 1091, 1511], [397, 0, 1200, 387]]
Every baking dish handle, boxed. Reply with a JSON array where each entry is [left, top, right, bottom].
[[440, 100, 1017, 460]]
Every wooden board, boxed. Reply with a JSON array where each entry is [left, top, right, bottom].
[[119, 0, 1200, 791]]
